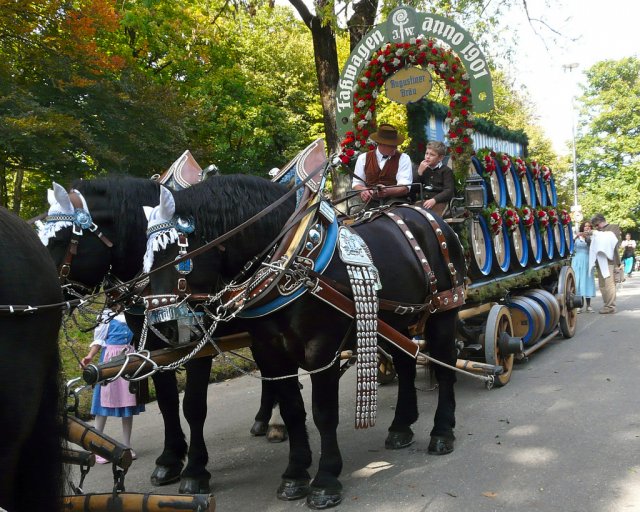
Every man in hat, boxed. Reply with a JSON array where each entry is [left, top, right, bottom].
[[352, 123, 413, 208], [589, 213, 621, 314], [414, 141, 455, 216]]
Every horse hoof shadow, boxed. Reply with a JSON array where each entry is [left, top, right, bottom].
[[277, 478, 310, 500], [179, 475, 211, 494], [250, 420, 268, 436], [428, 435, 455, 455], [385, 430, 414, 450], [151, 464, 182, 486], [306, 487, 343, 509], [267, 424, 288, 443]]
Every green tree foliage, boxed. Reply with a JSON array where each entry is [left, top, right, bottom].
[[575, 57, 640, 231]]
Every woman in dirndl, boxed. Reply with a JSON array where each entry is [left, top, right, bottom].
[[81, 306, 145, 463], [572, 220, 596, 313]]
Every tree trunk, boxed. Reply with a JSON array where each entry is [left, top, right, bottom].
[[12, 168, 24, 214], [347, 0, 379, 51], [0, 165, 7, 208]]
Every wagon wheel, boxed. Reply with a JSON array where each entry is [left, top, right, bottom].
[[484, 304, 516, 387], [557, 266, 579, 338], [377, 350, 397, 385]]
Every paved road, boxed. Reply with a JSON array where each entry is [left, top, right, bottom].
[[77, 276, 640, 512]]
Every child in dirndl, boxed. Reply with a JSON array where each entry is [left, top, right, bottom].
[[81, 306, 144, 463]]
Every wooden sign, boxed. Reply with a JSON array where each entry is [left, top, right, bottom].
[[384, 66, 432, 104]]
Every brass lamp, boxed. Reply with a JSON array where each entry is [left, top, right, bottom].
[[464, 173, 486, 213]]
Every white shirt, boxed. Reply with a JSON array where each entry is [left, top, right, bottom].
[[352, 149, 413, 192], [588, 230, 619, 278]]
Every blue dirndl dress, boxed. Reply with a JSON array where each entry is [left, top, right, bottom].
[[572, 237, 596, 298], [91, 315, 145, 418]]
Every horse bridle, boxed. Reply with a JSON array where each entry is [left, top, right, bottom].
[[46, 191, 114, 295]]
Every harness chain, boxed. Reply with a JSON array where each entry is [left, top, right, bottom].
[[347, 264, 379, 429]]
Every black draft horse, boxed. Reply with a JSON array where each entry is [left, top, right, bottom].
[[41, 177, 280, 494], [0, 207, 64, 512], [143, 174, 466, 509]]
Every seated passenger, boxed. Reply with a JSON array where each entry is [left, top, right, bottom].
[[351, 124, 412, 209], [415, 141, 455, 216]]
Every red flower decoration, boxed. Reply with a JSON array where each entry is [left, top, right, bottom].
[[560, 209, 571, 226], [541, 165, 552, 183], [519, 206, 534, 227], [514, 158, 527, 179], [502, 207, 521, 233], [529, 161, 541, 180], [546, 208, 559, 226], [498, 153, 512, 175]]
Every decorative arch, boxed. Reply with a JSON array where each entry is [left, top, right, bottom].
[[338, 38, 474, 174]]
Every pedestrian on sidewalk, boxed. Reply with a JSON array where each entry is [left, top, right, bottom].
[[621, 233, 636, 278], [81, 305, 145, 463], [572, 221, 596, 313], [589, 213, 621, 314]]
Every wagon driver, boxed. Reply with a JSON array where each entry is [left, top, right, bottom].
[[352, 123, 413, 208]]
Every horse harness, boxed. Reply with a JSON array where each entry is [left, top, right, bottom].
[[46, 191, 114, 294]]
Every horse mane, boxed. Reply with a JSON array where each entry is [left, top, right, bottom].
[[172, 174, 295, 241], [71, 176, 161, 260]]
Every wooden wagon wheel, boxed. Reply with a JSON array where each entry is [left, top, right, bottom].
[[377, 350, 397, 385], [484, 304, 516, 387], [557, 266, 579, 338]]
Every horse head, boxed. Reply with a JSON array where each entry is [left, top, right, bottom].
[[142, 174, 296, 346], [39, 177, 161, 301]]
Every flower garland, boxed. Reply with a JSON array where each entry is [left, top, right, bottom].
[[541, 165, 552, 183], [502, 207, 520, 233], [536, 208, 550, 234], [338, 37, 474, 173], [514, 157, 527, 179], [482, 206, 503, 236], [529, 160, 541, 180], [546, 207, 559, 226], [498, 152, 512, 175], [476, 148, 497, 175], [518, 206, 535, 227], [560, 209, 571, 226]]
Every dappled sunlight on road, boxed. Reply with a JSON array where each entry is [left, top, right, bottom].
[[350, 460, 394, 478], [506, 424, 540, 437], [606, 466, 640, 512], [576, 351, 604, 360], [507, 446, 557, 465]]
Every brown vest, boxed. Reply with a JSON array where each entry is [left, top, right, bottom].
[[364, 151, 401, 187]]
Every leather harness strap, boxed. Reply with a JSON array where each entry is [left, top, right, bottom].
[[309, 274, 420, 359]]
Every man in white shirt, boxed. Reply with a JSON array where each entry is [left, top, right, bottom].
[[351, 124, 413, 208]]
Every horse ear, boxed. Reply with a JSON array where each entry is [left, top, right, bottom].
[[143, 206, 154, 222], [52, 182, 73, 213], [158, 186, 175, 221]]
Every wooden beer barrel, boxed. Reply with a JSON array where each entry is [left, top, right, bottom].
[[527, 220, 544, 264], [545, 177, 558, 207], [507, 296, 545, 345], [493, 224, 511, 273], [510, 218, 529, 269], [520, 167, 537, 207], [503, 162, 523, 208], [535, 175, 548, 207], [471, 156, 506, 207], [522, 289, 561, 336], [542, 223, 554, 260], [553, 223, 566, 258], [468, 215, 494, 278], [564, 221, 575, 255]]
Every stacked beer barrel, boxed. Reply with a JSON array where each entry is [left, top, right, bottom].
[[468, 151, 574, 281]]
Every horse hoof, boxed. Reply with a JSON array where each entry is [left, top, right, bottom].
[[150, 464, 182, 486], [385, 430, 414, 450], [250, 420, 268, 436], [267, 424, 288, 443], [179, 476, 211, 494], [428, 436, 454, 455], [306, 487, 343, 509], [277, 478, 310, 501]]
